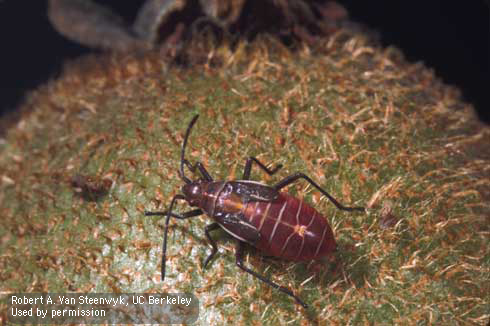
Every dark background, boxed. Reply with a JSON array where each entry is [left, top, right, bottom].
[[0, 1, 488, 123]]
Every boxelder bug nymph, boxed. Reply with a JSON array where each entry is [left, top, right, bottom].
[[145, 115, 364, 308]]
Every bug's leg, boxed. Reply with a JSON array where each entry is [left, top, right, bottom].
[[182, 159, 213, 181], [235, 241, 308, 308], [203, 223, 221, 268], [145, 194, 203, 280], [273, 173, 365, 212], [145, 208, 203, 219], [242, 157, 283, 180], [195, 162, 213, 181]]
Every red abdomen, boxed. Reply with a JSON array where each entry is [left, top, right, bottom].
[[243, 193, 336, 261]]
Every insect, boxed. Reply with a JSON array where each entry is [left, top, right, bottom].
[[145, 115, 364, 308]]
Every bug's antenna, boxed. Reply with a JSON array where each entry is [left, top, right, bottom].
[[180, 115, 199, 184]]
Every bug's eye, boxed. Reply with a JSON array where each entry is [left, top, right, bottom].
[[191, 185, 200, 195]]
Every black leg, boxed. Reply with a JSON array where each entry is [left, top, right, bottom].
[[145, 194, 203, 280], [182, 159, 213, 181], [242, 157, 283, 180], [235, 242, 308, 308], [273, 173, 365, 212], [145, 208, 203, 219], [203, 223, 220, 268]]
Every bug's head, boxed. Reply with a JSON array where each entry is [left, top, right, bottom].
[[182, 181, 203, 206]]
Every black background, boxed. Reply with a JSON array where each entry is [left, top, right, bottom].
[[0, 1, 488, 123]]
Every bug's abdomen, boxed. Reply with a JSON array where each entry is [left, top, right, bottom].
[[244, 193, 336, 261]]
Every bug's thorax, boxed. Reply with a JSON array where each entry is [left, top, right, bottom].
[[182, 181, 245, 214]]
